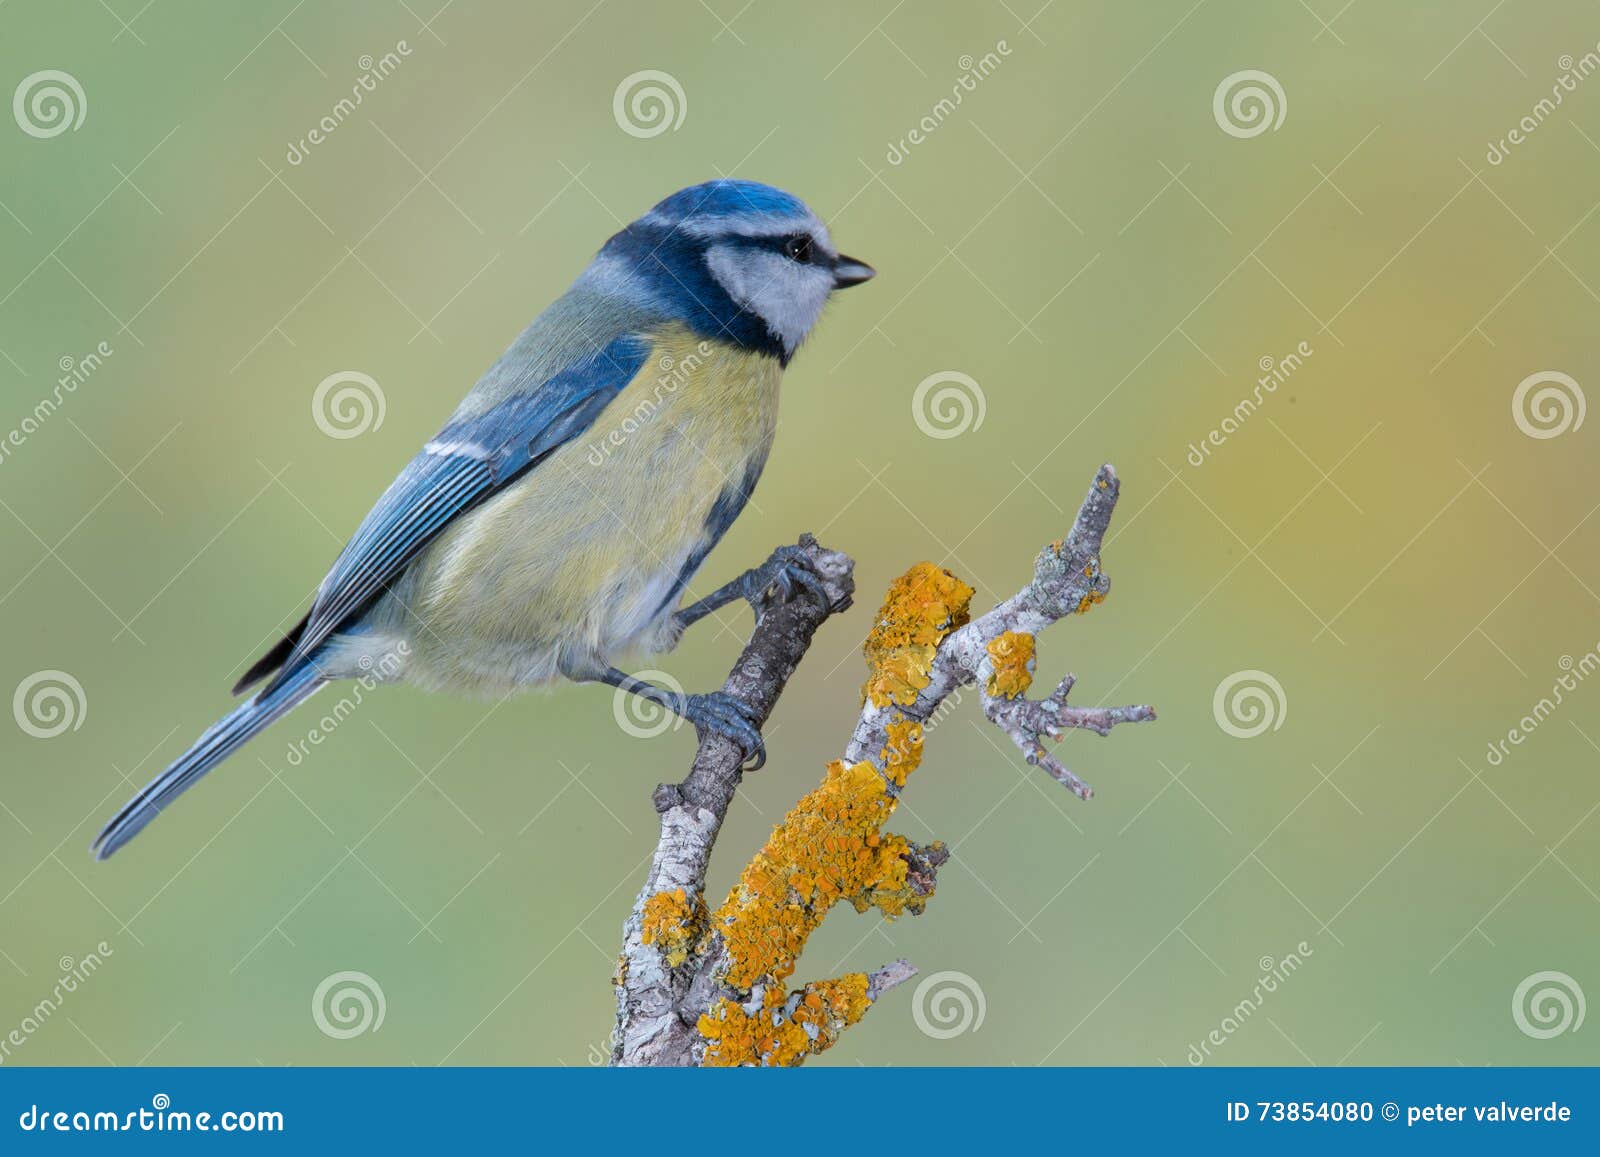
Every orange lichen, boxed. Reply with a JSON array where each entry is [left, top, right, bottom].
[[697, 563, 969, 1063], [861, 562, 975, 708], [640, 887, 702, 968], [881, 717, 924, 787], [1069, 559, 1108, 614], [709, 756, 934, 991], [985, 631, 1035, 698], [698, 972, 873, 1066], [850, 832, 942, 919]]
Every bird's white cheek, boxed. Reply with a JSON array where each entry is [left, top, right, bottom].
[[706, 246, 832, 355]]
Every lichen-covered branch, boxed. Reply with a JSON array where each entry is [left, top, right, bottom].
[[612, 466, 1155, 1066], [610, 535, 853, 1066], [844, 463, 1153, 785]]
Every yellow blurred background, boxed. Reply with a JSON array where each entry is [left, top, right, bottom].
[[1, 0, 1597, 1066]]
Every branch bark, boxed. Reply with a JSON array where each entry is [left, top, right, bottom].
[[611, 465, 1154, 1066]]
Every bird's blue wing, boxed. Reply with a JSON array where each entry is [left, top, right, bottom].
[[254, 336, 651, 695]]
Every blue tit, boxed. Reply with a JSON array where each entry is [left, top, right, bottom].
[[94, 179, 875, 860]]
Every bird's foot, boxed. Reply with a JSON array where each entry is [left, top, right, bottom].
[[736, 539, 840, 616], [669, 536, 849, 641], [678, 690, 766, 770], [599, 668, 767, 769]]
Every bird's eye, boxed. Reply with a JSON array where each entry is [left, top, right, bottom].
[[783, 235, 813, 263]]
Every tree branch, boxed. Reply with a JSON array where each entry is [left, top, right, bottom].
[[611, 465, 1154, 1066], [610, 534, 853, 1065]]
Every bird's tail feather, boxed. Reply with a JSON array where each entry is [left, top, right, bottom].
[[93, 664, 325, 860]]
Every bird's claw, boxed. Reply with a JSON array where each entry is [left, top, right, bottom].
[[680, 690, 766, 770], [740, 543, 835, 616]]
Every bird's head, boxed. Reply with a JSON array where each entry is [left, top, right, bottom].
[[584, 179, 875, 364]]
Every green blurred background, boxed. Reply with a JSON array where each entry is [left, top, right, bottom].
[[2, 0, 1597, 1067]]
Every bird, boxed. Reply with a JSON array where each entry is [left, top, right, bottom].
[[93, 178, 875, 860]]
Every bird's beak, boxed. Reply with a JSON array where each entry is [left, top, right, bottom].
[[832, 255, 876, 288]]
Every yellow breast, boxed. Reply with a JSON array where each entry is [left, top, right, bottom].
[[403, 326, 782, 691]]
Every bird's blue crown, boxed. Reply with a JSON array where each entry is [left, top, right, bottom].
[[586, 180, 824, 363], [646, 180, 810, 224]]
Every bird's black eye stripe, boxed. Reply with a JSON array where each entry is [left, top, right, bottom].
[[782, 234, 814, 263]]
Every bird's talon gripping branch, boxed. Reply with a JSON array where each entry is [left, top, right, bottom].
[[680, 690, 766, 770], [741, 538, 835, 616], [595, 668, 766, 769], [670, 535, 838, 639]]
